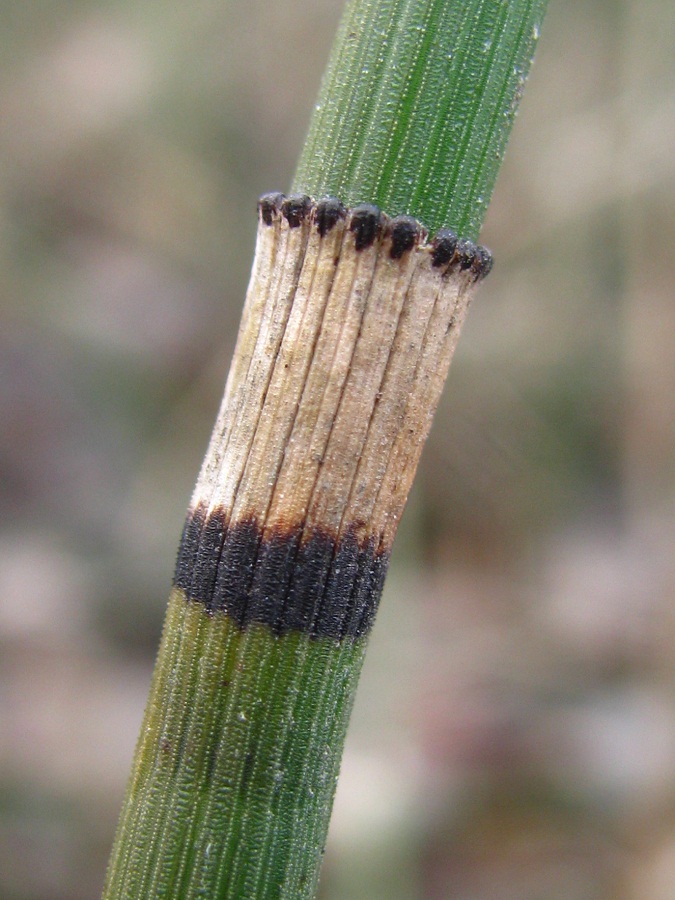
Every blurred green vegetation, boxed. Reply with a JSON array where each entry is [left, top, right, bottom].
[[0, 1, 673, 898]]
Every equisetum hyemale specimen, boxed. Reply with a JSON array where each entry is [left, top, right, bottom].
[[104, 0, 546, 894]]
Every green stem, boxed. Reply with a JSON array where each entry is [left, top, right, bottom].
[[294, 0, 546, 238], [104, 1, 548, 898]]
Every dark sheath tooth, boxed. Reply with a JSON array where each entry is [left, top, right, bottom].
[[472, 244, 494, 280], [349, 204, 384, 251], [314, 197, 347, 237], [281, 194, 313, 228], [456, 238, 476, 270], [389, 216, 421, 259], [431, 229, 458, 268], [258, 192, 285, 226]]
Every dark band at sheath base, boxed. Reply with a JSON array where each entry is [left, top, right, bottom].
[[174, 504, 389, 640]]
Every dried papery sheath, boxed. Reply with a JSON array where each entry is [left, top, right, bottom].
[[175, 194, 492, 638], [104, 193, 491, 900]]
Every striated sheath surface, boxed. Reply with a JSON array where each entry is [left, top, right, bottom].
[[174, 192, 491, 640]]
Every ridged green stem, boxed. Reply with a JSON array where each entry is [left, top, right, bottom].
[[294, 0, 547, 238], [105, 592, 366, 898]]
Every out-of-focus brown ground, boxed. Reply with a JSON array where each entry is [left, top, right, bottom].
[[0, 1, 673, 897]]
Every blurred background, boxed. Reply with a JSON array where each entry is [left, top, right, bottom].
[[0, 0, 673, 897]]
